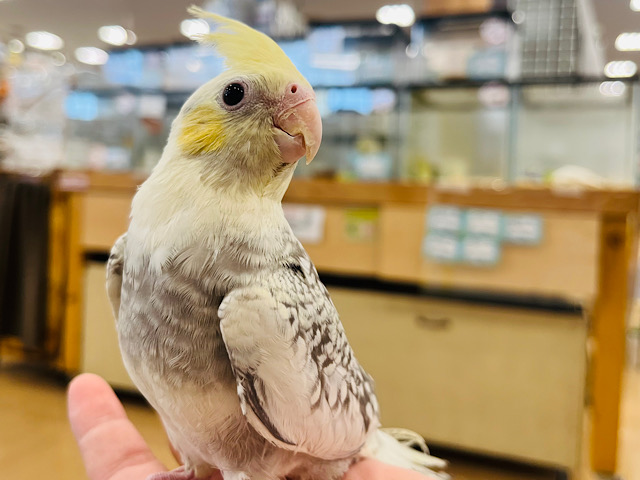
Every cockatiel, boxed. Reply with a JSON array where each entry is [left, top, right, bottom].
[[107, 7, 446, 480]]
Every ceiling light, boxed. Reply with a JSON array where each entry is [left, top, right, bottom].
[[631, 0, 640, 11], [511, 10, 525, 24], [98, 25, 128, 46], [599, 81, 626, 97], [126, 30, 137, 45], [52, 52, 66, 66], [25, 31, 64, 51], [405, 44, 419, 58], [616, 32, 640, 51], [8, 39, 24, 54], [75, 47, 109, 65], [604, 60, 637, 78], [479, 18, 508, 45], [376, 4, 416, 28], [186, 59, 203, 73], [180, 18, 210, 39]]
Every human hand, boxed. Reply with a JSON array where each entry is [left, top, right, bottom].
[[68, 374, 433, 480], [68, 373, 181, 480]]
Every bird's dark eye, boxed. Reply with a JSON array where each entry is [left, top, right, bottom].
[[223, 83, 245, 106]]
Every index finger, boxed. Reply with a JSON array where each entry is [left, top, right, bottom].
[[68, 373, 167, 480]]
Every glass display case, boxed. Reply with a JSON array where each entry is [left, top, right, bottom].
[[0, 51, 68, 171], [57, 79, 639, 188], [400, 85, 510, 183], [398, 80, 639, 187], [2, 10, 638, 187], [64, 90, 184, 172], [302, 87, 400, 180], [513, 82, 638, 186]]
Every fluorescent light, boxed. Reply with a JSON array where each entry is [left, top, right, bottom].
[[479, 18, 508, 46], [631, 0, 640, 11], [25, 31, 64, 51], [405, 44, 419, 58], [180, 18, 209, 39], [8, 39, 24, 54], [186, 59, 203, 73], [52, 52, 66, 66], [126, 30, 137, 45], [75, 47, 109, 65], [604, 60, 637, 78], [98, 25, 128, 46], [511, 10, 525, 24], [376, 4, 415, 28], [616, 32, 640, 51], [599, 81, 626, 97]]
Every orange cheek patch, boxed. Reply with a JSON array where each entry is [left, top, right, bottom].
[[178, 105, 228, 156]]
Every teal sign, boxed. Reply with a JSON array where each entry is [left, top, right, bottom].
[[424, 206, 544, 267]]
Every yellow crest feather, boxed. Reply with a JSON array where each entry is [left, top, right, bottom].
[[188, 6, 299, 75]]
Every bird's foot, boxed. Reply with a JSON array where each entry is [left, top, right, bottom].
[[147, 466, 195, 480]]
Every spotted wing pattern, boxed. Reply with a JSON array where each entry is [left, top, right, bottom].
[[218, 255, 379, 461]]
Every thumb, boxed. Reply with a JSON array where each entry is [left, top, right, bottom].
[[68, 373, 167, 480], [345, 458, 440, 480]]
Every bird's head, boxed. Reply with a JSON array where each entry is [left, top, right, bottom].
[[165, 7, 322, 198]]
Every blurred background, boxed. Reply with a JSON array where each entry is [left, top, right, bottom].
[[1, 0, 639, 479]]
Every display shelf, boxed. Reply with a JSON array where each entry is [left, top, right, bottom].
[[63, 79, 639, 187], [45, 171, 639, 475], [75, 72, 639, 93], [69, 75, 639, 98], [57, 170, 640, 213]]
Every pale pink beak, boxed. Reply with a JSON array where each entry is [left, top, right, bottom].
[[273, 83, 322, 165]]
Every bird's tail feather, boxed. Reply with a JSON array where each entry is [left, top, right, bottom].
[[362, 428, 449, 479]]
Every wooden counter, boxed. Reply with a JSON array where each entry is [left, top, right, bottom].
[[47, 171, 639, 476]]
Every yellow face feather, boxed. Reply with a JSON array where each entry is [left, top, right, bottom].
[[178, 105, 227, 156]]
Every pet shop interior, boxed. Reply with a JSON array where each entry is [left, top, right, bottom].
[[1, 0, 640, 479]]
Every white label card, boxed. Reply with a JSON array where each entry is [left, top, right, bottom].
[[423, 233, 460, 262], [465, 209, 502, 237], [427, 206, 463, 233], [283, 204, 327, 244], [504, 214, 544, 245], [461, 236, 501, 266]]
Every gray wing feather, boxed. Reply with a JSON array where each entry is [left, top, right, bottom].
[[218, 256, 379, 461], [106, 233, 127, 321]]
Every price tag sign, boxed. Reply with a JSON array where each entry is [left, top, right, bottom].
[[504, 214, 543, 245], [465, 209, 502, 237], [461, 236, 501, 266], [427, 206, 463, 233], [283, 204, 326, 244], [423, 233, 461, 263], [344, 208, 378, 242]]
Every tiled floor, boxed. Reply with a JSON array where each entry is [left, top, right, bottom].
[[1, 362, 638, 480]]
